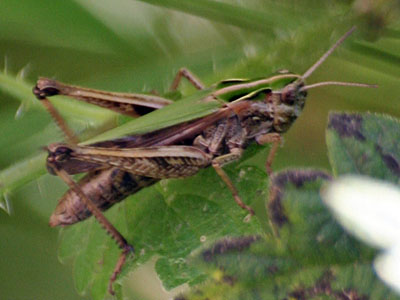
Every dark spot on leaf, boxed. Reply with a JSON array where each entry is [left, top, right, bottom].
[[222, 274, 236, 286], [328, 113, 365, 141], [335, 289, 369, 300], [202, 235, 260, 262], [267, 265, 279, 274], [376, 145, 400, 177], [288, 270, 369, 300], [289, 270, 334, 300], [268, 169, 332, 227]]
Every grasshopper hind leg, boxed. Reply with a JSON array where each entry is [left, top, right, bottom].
[[170, 68, 205, 91], [108, 245, 133, 295], [49, 164, 134, 295]]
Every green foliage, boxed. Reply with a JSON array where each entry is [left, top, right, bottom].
[[1, 1, 400, 300], [177, 112, 400, 300]]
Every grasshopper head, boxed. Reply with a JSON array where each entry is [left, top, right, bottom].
[[269, 27, 378, 132], [268, 76, 308, 133], [46, 143, 74, 175], [47, 143, 73, 162], [277, 78, 308, 112], [46, 143, 101, 175]]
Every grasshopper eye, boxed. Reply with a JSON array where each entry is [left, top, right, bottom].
[[281, 85, 296, 105], [54, 146, 73, 162], [283, 94, 295, 105]]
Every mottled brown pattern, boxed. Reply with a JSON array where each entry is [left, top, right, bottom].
[[50, 168, 157, 226]]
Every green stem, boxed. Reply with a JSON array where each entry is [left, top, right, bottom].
[[0, 153, 47, 197], [137, 0, 277, 33]]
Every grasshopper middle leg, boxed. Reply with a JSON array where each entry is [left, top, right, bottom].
[[212, 149, 255, 216]]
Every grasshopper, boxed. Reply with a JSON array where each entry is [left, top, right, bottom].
[[33, 27, 375, 294]]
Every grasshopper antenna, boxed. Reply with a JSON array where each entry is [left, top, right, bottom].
[[301, 81, 377, 91], [302, 26, 356, 80], [299, 26, 377, 91]]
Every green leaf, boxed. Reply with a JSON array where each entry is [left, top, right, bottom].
[[177, 168, 399, 299], [326, 112, 400, 183], [267, 170, 374, 264], [323, 111, 400, 295], [179, 236, 398, 300]]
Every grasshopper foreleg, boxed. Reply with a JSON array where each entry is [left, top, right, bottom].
[[49, 164, 133, 295], [170, 68, 205, 91], [255, 133, 282, 176]]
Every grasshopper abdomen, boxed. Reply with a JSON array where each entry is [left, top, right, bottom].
[[49, 168, 157, 226]]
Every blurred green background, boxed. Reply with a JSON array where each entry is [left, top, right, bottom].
[[0, 0, 399, 299]]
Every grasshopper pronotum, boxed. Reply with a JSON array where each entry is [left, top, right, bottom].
[[33, 27, 375, 294]]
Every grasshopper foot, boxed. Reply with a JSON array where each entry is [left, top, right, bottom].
[[108, 244, 135, 295]]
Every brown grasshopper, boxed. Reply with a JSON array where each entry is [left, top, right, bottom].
[[33, 27, 375, 294]]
